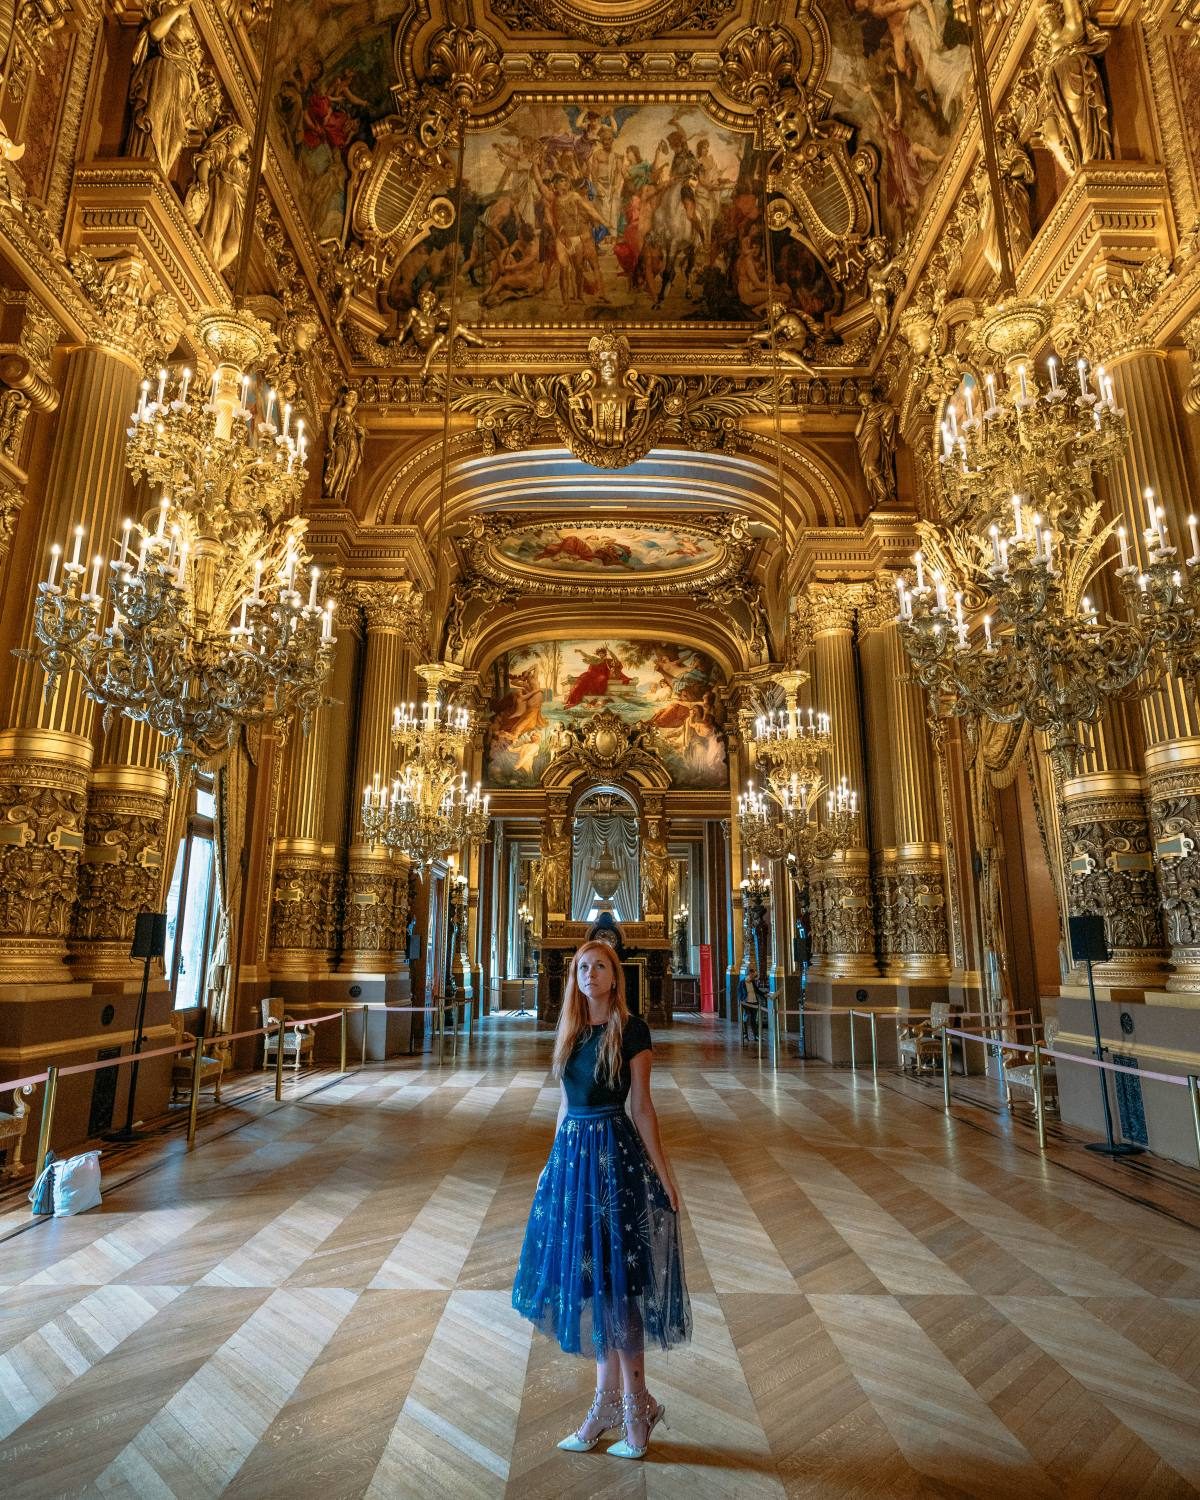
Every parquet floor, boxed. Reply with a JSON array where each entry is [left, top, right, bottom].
[[3, 1015, 1200, 1499]]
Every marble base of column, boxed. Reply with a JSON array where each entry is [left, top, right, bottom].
[[0, 729, 92, 982], [269, 839, 340, 978], [70, 764, 171, 980], [893, 843, 951, 981], [338, 845, 405, 972], [808, 849, 878, 980], [1144, 742, 1200, 992]]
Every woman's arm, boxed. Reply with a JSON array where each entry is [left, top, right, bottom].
[[556, 1081, 568, 1132], [628, 1051, 681, 1212]]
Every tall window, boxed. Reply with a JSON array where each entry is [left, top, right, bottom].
[[164, 776, 217, 1011]]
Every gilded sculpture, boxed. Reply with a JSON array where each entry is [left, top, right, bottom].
[[855, 392, 898, 507], [387, 286, 486, 378], [128, 0, 219, 177], [322, 385, 366, 503], [185, 118, 250, 272]]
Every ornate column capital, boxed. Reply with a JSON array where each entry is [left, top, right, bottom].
[[1050, 252, 1174, 364], [1183, 308, 1200, 415], [349, 578, 430, 647], [857, 573, 902, 636], [800, 581, 870, 640], [0, 287, 61, 417], [69, 252, 184, 367]]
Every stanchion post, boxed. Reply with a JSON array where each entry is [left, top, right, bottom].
[[1189, 1075, 1200, 1169], [1033, 1042, 1047, 1151], [186, 1033, 204, 1149], [767, 991, 777, 1071], [274, 1022, 286, 1100], [438, 998, 446, 1065], [34, 1065, 58, 1181], [339, 1008, 348, 1074], [941, 1029, 951, 1111], [869, 1012, 878, 1082], [848, 1011, 857, 1073], [361, 1003, 369, 1066]]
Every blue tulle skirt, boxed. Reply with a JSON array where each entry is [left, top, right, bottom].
[[512, 1104, 692, 1358]]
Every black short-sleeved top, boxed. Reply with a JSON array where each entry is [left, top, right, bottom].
[[562, 1014, 652, 1109]]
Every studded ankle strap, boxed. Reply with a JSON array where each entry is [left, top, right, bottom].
[[622, 1389, 657, 1419]]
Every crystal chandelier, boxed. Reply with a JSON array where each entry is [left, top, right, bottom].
[[1115, 486, 1200, 680], [18, 7, 336, 781], [23, 311, 335, 780], [737, 669, 858, 870], [896, 301, 1152, 770], [893, 0, 1154, 771], [360, 664, 490, 865]]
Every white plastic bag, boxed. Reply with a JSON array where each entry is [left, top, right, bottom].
[[52, 1150, 102, 1216]]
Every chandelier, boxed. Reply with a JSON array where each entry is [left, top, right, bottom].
[[22, 312, 335, 781], [18, 4, 336, 781], [360, 665, 490, 865], [894, 0, 1155, 771], [737, 670, 858, 870], [896, 301, 1152, 770]]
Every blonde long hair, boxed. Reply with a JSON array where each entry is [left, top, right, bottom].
[[552, 941, 630, 1088]]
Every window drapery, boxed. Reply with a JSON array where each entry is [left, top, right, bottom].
[[571, 811, 640, 921]]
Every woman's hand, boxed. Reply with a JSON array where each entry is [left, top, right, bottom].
[[663, 1176, 681, 1214]]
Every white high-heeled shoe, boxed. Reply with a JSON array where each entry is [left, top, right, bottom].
[[607, 1390, 668, 1460], [557, 1386, 623, 1452]]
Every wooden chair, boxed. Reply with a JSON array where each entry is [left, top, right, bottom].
[[898, 1001, 951, 1073], [0, 1083, 33, 1176], [261, 997, 314, 1072], [170, 1034, 225, 1104], [1005, 1019, 1059, 1119]]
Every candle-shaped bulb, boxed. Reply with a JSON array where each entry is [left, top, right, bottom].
[[47, 542, 60, 588], [119, 517, 132, 567], [71, 524, 84, 568]]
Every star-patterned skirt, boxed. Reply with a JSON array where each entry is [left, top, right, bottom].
[[512, 1103, 692, 1358]]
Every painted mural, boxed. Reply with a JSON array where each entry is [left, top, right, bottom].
[[486, 639, 728, 788], [495, 524, 723, 576], [277, 20, 396, 245], [820, 0, 972, 236], [387, 103, 841, 325]]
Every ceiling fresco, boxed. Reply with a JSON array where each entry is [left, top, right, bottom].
[[486, 638, 728, 788], [493, 522, 724, 576], [389, 103, 842, 325], [274, 0, 970, 303]]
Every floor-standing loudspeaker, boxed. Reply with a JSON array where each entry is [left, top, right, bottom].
[[105, 911, 168, 1143], [1067, 913, 1143, 1158]]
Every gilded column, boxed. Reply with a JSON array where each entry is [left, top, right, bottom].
[[0, 259, 177, 980], [856, 583, 900, 972], [1105, 347, 1200, 987], [804, 584, 877, 978], [339, 582, 423, 971], [269, 700, 337, 978]]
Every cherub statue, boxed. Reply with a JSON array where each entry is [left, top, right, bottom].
[[746, 301, 826, 375], [864, 236, 908, 343], [387, 286, 485, 378]]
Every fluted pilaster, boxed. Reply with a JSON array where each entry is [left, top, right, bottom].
[[805, 585, 876, 977]]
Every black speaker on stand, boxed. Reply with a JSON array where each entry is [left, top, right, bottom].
[[105, 911, 167, 1144], [1068, 913, 1143, 1159]]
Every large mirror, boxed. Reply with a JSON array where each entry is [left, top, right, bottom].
[[571, 787, 640, 922]]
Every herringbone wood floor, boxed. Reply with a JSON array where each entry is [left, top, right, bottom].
[[3, 1014, 1200, 1498]]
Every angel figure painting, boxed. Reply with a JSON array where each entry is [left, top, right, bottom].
[[819, 0, 970, 235], [486, 639, 728, 788]]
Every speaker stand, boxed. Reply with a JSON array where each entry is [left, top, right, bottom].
[[104, 951, 153, 1144], [512, 976, 533, 1018], [1081, 955, 1143, 1159]]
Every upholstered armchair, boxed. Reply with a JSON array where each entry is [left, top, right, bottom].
[[261, 997, 314, 1071], [898, 1001, 951, 1073], [171, 1034, 225, 1104], [1005, 1019, 1059, 1119], [0, 1083, 34, 1176]]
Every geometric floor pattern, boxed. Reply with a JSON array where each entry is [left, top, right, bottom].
[[3, 1015, 1200, 1498]]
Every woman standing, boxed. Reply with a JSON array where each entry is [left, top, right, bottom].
[[512, 942, 691, 1459]]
